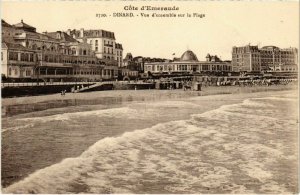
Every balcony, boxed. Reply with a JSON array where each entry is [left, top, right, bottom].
[[104, 44, 114, 47], [9, 60, 36, 66], [39, 61, 70, 67]]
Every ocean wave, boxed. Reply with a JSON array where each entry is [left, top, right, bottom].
[[133, 100, 201, 108], [255, 96, 298, 102], [2, 123, 35, 133], [3, 96, 297, 194], [17, 107, 141, 123]]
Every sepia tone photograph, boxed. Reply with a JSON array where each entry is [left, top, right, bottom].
[[1, 0, 299, 194]]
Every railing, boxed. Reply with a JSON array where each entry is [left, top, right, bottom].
[[1, 81, 98, 87], [1, 80, 155, 88]]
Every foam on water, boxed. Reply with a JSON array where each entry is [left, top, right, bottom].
[[17, 107, 141, 122], [257, 96, 298, 102], [2, 123, 35, 133], [3, 96, 298, 194], [16, 100, 199, 124], [133, 100, 201, 108]]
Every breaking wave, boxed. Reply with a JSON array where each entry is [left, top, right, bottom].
[[3, 96, 297, 194]]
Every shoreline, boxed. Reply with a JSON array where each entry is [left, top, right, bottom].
[[1, 84, 298, 118], [2, 84, 298, 107]]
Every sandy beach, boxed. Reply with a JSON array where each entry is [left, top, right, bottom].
[[2, 84, 297, 107]]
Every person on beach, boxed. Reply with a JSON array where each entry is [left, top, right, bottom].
[[61, 90, 66, 96]]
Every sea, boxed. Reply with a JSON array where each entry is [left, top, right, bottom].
[[1, 90, 298, 194]]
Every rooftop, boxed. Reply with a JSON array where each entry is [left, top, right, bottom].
[[69, 29, 116, 40], [2, 19, 12, 27], [13, 19, 36, 32], [180, 50, 199, 62], [46, 31, 78, 43]]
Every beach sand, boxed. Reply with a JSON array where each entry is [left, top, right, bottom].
[[2, 84, 297, 107]]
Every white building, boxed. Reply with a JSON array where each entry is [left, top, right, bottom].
[[67, 28, 123, 67]]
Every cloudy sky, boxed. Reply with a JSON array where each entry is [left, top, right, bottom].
[[2, 1, 299, 60]]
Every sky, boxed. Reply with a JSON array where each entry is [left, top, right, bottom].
[[1, 1, 299, 61]]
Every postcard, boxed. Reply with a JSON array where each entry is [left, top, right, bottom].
[[1, 1, 299, 194]]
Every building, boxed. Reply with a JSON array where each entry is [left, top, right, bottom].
[[232, 44, 298, 72], [115, 43, 123, 67], [122, 53, 133, 67], [1, 19, 118, 81], [67, 28, 123, 67], [122, 53, 143, 71], [231, 45, 261, 72], [123, 53, 169, 72], [144, 50, 231, 74], [260, 46, 298, 72]]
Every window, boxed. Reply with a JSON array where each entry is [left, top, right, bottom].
[[14, 68, 18, 75], [21, 53, 29, 61], [47, 55, 51, 62], [26, 69, 31, 76], [90, 40, 92, 45], [95, 40, 98, 46], [8, 67, 12, 75], [1, 52, 3, 61], [95, 47, 98, 51], [9, 52, 18, 61], [32, 44, 37, 50], [29, 54, 34, 62]]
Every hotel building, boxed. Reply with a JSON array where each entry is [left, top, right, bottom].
[[67, 28, 123, 68], [232, 45, 298, 72], [1, 20, 120, 81]]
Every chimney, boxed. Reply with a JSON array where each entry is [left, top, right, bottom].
[[80, 28, 84, 38], [67, 29, 71, 35]]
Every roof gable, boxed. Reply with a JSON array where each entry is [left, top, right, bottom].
[[13, 20, 36, 32]]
